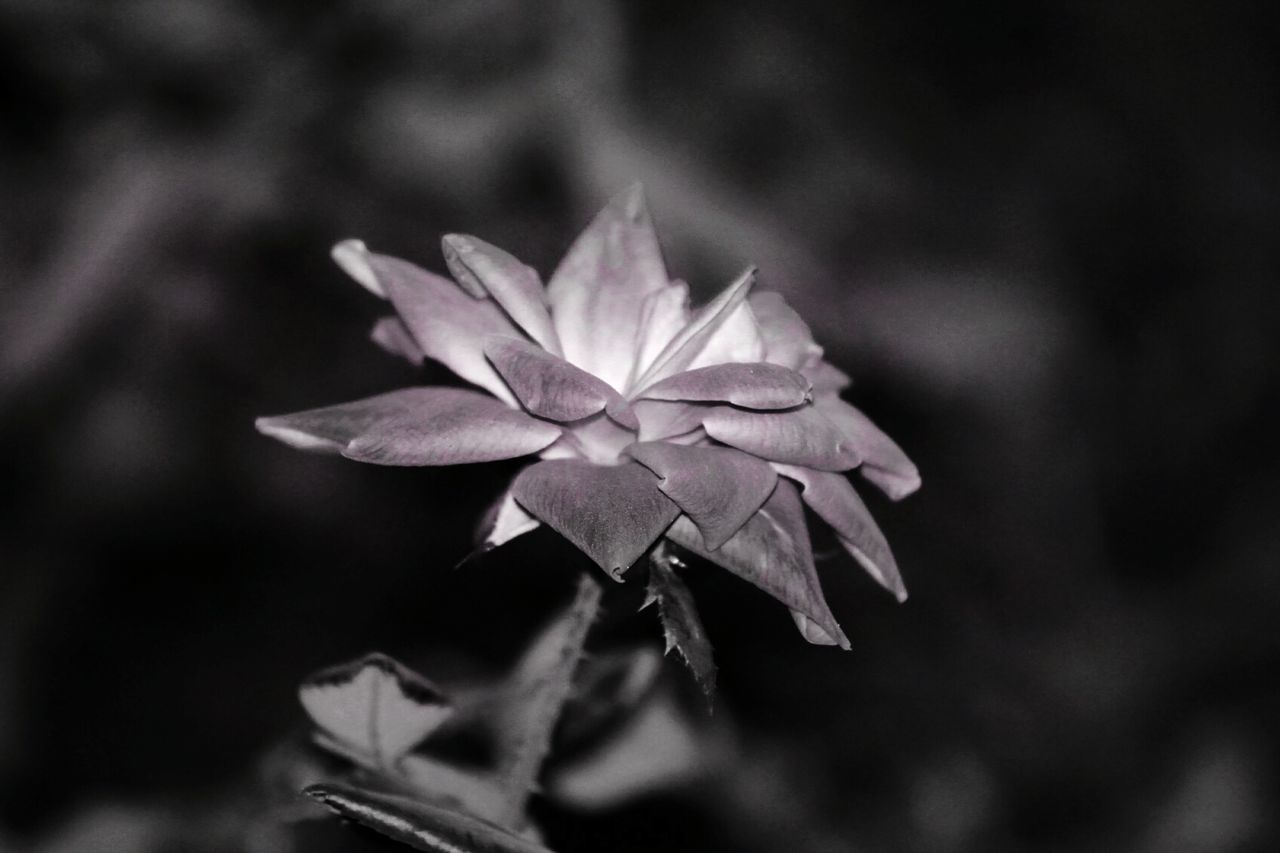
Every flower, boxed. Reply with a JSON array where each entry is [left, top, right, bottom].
[[257, 186, 919, 648]]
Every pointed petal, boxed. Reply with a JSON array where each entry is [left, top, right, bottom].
[[442, 234, 563, 355], [628, 280, 691, 390], [666, 480, 848, 648], [702, 405, 861, 471], [478, 487, 541, 550], [791, 611, 844, 646], [685, 297, 766, 371], [256, 387, 562, 465], [484, 336, 638, 429], [633, 399, 709, 442], [300, 653, 451, 767], [773, 464, 907, 601], [627, 442, 777, 550], [815, 397, 921, 499], [634, 268, 757, 388], [804, 360, 852, 395], [748, 291, 823, 370], [354, 245, 520, 406], [332, 239, 384, 297], [636, 362, 811, 409], [548, 185, 672, 391], [306, 783, 555, 853], [512, 460, 680, 579], [370, 316, 425, 364]]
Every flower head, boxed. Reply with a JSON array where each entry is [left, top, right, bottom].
[[257, 186, 919, 648]]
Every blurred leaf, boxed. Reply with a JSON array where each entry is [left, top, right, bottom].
[[306, 782, 556, 853], [644, 551, 717, 702], [300, 653, 452, 770]]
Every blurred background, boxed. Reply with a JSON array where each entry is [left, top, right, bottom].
[[1, 0, 1278, 851]]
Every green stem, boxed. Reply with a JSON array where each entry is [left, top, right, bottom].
[[496, 570, 602, 828]]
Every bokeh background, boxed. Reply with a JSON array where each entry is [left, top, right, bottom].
[[2, 1, 1278, 851]]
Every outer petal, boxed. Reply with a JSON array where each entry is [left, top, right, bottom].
[[748, 291, 823, 371], [356, 247, 521, 406], [547, 185, 673, 391], [485, 336, 639, 430], [665, 480, 848, 648], [633, 268, 757, 388], [773, 464, 907, 602], [814, 397, 921, 499], [442, 234, 563, 355], [512, 460, 680, 579], [702, 405, 861, 471], [370, 316, 424, 364], [804, 360, 852, 395], [626, 442, 778, 550], [256, 387, 562, 465], [477, 486, 541, 550], [635, 362, 811, 409]]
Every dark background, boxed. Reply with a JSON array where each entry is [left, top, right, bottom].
[[1, 1, 1278, 851]]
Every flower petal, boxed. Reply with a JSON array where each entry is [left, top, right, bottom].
[[748, 291, 823, 371], [628, 280, 691, 390], [773, 464, 907, 601], [636, 362, 811, 409], [370, 316, 424, 364], [804, 360, 852, 395], [442, 234, 563, 356], [633, 400, 709, 442], [665, 479, 848, 648], [684, 297, 766, 371], [332, 239, 385, 297], [256, 387, 562, 465], [547, 185, 673, 391], [702, 405, 861, 471], [814, 397, 921, 499], [346, 245, 521, 406], [512, 459, 680, 580], [485, 336, 639, 430], [634, 267, 757, 388], [478, 486, 542, 550], [627, 441, 778, 550]]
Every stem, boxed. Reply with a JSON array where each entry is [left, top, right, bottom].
[[496, 570, 602, 828]]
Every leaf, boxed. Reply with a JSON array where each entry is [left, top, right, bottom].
[[548, 688, 705, 811], [300, 653, 452, 769], [306, 783, 555, 853], [644, 552, 717, 701]]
